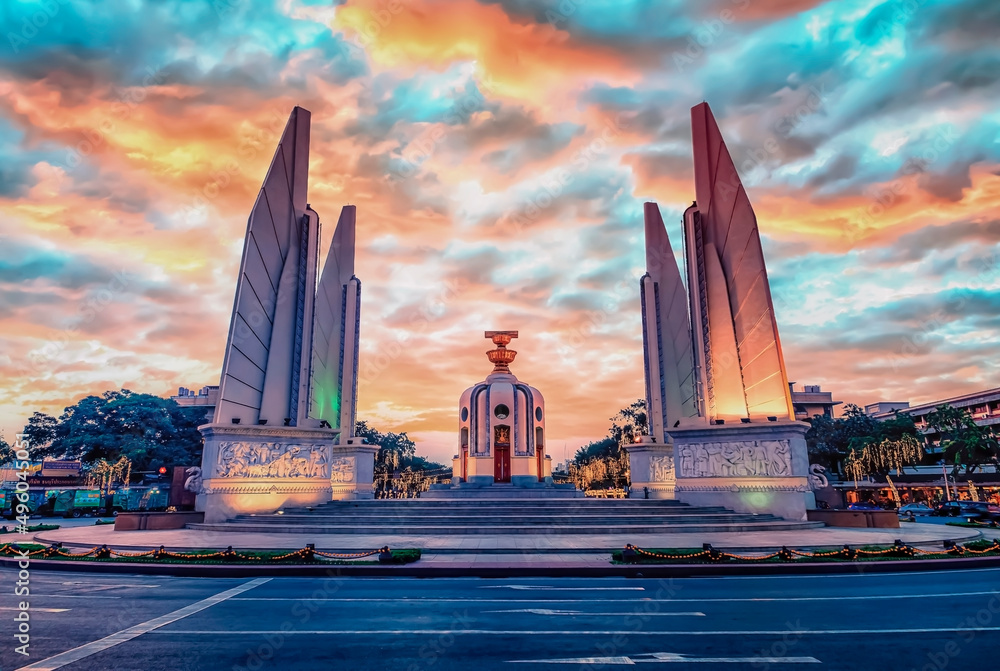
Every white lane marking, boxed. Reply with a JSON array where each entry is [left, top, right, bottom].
[[508, 652, 820, 664], [480, 585, 645, 591], [59, 582, 159, 592], [484, 609, 705, 616], [148, 626, 1000, 636], [14, 578, 271, 671], [228, 589, 1000, 603], [0, 607, 69, 613]]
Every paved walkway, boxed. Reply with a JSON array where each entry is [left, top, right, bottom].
[[31, 520, 981, 561]]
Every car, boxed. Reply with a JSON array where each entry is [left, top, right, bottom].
[[847, 502, 883, 511], [932, 501, 1000, 521], [898, 503, 934, 517]]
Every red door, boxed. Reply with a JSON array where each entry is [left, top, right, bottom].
[[494, 447, 511, 482], [537, 447, 544, 482], [461, 445, 468, 480]]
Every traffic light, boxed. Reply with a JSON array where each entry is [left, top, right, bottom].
[[157, 466, 167, 475]]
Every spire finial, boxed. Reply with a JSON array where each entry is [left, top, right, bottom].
[[484, 331, 518, 374]]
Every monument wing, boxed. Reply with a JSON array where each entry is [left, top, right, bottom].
[[310, 205, 359, 430], [214, 107, 311, 426], [690, 103, 794, 420]]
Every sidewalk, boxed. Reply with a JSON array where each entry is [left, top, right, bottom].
[[30, 519, 982, 559]]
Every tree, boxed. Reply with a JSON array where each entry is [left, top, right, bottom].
[[927, 404, 1000, 476], [569, 399, 647, 491], [355, 421, 445, 498], [805, 405, 919, 473], [843, 435, 923, 485], [47, 389, 204, 470], [0, 434, 14, 465], [608, 400, 648, 448], [21, 412, 58, 458]]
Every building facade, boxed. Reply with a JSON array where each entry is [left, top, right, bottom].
[[789, 383, 841, 421], [170, 385, 219, 423], [869, 386, 1000, 454]]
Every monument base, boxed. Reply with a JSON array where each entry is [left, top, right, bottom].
[[197, 424, 347, 523], [669, 420, 815, 521], [626, 435, 676, 499], [330, 438, 378, 501]]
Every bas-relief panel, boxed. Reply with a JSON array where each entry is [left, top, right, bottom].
[[216, 441, 329, 478], [677, 440, 791, 478], [330, 456, 356, 483], [648, 455, 674, 482]]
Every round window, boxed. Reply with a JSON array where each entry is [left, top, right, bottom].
[[461, 407, 469, 422], [494, 404, 510, 420], [535, 407, 542, 421]]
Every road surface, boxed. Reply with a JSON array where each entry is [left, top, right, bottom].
[[2, 567, 998, 670]]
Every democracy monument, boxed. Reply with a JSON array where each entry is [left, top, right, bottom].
[[196, 107, 374, 522], [194, 102, 815, 525], [632, 103, 814, 520]]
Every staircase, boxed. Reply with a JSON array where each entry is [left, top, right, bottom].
[[189, 498, 823, 535]]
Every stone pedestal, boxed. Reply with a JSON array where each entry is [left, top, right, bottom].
[[197, 424, 339, 523], [626, 435, 676, 499], [669, 420, 815, 521], [330, 437, 378, 500]]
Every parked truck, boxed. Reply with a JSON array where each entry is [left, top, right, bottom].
[[53, 489, 104, 518]]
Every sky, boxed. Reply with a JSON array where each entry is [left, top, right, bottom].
[[1, 0, 999, 465]]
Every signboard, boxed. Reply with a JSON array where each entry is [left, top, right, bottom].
[[27, 476, 87, 488], [41, 460, 82, 477]]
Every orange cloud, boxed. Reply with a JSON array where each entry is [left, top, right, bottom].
[[333, 0, 641, 104]]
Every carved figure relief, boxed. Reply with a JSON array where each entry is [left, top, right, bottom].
[[330, 457, 356, 483], [677, 440, 792, 478], [216, 442, 330, 478], [494, 425, 511, 448], [648, 455, 674, 482]]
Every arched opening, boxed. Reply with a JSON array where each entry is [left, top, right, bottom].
[[535, 426, 544, 482], [460, 427, 469, 480]]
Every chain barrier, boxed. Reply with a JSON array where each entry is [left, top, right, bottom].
[[623, 538, 1000, 563], [0, 543, 393, 563]]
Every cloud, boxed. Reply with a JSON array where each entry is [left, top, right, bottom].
[[2, 0, 999, 457]]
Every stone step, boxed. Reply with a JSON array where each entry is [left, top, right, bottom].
[[187, 521, 824, 535], [230, 512, 781, 523], [289, 501, 716, 511]]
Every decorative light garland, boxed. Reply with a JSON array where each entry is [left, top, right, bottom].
[[0, 543, 394, 563], [622, 539, 1000, 563]]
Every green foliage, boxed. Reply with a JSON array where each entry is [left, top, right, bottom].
[[20, 412, 57, 458], [42, 389, 204, 470], [805, 404, 919, 473], [927, 404, 1000, 476], [0, 434, 13, 465], [355, 421, 445, 498], [569, 400, 647, 490]]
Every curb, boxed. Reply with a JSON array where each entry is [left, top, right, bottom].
[[5, 554, 1000, 578]]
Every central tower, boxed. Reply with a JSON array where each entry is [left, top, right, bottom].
[[454, 332, 548, 486]]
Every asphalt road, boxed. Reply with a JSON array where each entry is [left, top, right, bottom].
[[2, 568, 999, 671]]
